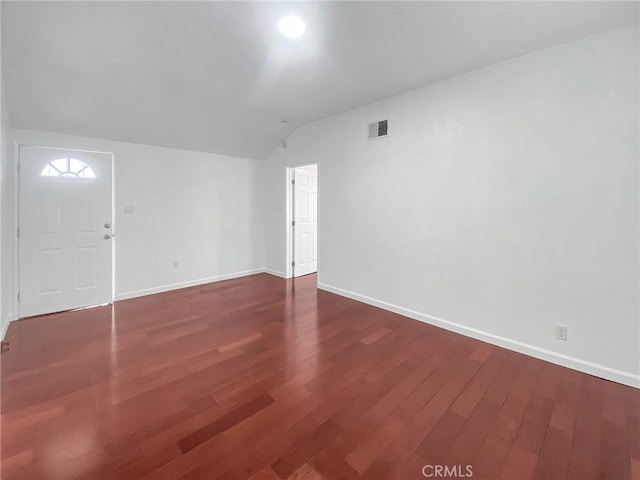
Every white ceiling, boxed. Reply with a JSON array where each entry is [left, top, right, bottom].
[[2, 1, 638, 159]]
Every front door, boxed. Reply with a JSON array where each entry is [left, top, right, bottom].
[[293, 165, 318, 277], [18, 146, 113, 317]]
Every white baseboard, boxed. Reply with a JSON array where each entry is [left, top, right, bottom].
[[263, 268, 287, 278], [115, 268, 265, 301], [318, 282, 640, 389], [1, 314, 12, 341]]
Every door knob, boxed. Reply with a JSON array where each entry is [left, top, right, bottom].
[[104, 223, 111, 229], [104, 234, 112, 240]]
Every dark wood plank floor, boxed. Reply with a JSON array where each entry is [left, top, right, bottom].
[[2, 273, 638, 479]]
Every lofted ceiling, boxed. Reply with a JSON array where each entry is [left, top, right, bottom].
[[2, 1, 638, 159]]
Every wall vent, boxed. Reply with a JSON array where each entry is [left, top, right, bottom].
[[368, 119, 388, 140]]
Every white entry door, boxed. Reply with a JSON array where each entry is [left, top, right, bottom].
[[293, 165, 318, 277], [19, 146, 113, 318]]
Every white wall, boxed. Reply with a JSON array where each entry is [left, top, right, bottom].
[[1, 79, 15, 339], [1, 0, 15, 337], [263, 24, 640, 386], [10, 129, 264, 301]]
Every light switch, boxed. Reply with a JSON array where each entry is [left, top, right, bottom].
[[124, 205, 135, 214]]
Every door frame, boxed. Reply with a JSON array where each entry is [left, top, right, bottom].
[[285, 163, 318, 279], [15, 144, 116, 318]]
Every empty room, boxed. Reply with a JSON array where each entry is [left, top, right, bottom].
[[0, 1, 638, 479]]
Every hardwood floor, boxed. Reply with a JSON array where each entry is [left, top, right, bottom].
[[1, 273, 638, 479]]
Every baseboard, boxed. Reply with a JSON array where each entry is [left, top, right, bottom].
[[263, 268, 287, 278], [115, 268, 265, 301], [1, 314, 12, 341], [318, 282, 640, 389]]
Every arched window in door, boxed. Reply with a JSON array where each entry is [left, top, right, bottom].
[[41, 158, 96, 178]]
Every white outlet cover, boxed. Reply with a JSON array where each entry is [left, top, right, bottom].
[[555, 325, 568, 341], [124, 205, 135, 214]]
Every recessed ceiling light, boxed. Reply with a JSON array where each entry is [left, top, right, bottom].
[[278, 16, 306, 39]]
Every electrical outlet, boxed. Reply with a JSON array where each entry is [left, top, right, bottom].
[[172, 260, 179, 268], [124, 205, 135, 214], [555, 324, 568, 341]]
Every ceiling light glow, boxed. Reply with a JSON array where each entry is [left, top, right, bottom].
[[278, 16, 306, 39]]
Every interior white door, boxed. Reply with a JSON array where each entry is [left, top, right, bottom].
[[19, 146, 113, 317], [294, 165, 318, 277]]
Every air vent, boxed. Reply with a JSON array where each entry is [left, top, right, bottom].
[[368, 119, 388, 140]]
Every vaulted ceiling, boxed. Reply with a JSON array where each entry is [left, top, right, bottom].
[[2, 1, 638, 159]]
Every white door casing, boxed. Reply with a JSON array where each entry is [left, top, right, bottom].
[[293, 165, 318, 277], [18, 146, 113, 317]]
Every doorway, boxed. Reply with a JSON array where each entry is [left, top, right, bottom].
[[287, 164, 318, 278], [18, 146, 114, 318]]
